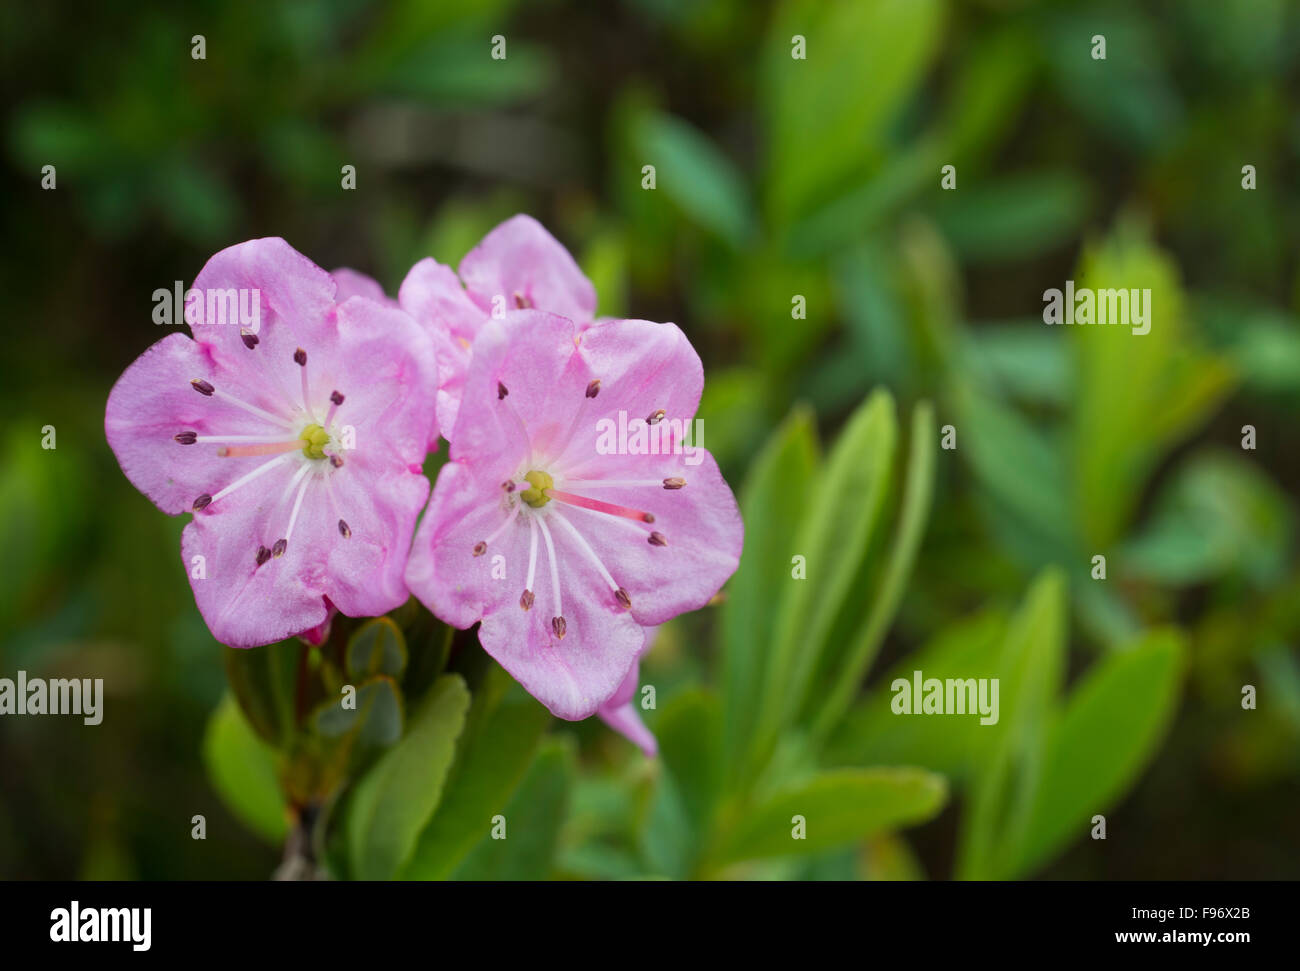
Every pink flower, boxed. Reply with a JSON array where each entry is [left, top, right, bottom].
[[404, 311, 743, 720], [597, 627, 660, 757], [330, 267, 397, 307], [398, 214, 597, 434], [105, 238, 438, 648]]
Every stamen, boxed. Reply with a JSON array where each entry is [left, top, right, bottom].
[[272, 538, 287, 558], [562, 478, 684, 490], [513, 292, 533, 309], [294, 348, 313, 419], [548, 489, 655, 523], [498, 381, 509, 400], [338, 519, 351, 539], [279, 465, 313, 551], [521, 516, 539, 611], [585, 379, 601, 399], [615, 588, 632, 609], [551, 510, 622, 600], [210, 387, 295, 429], [329, 454, 344, 468], [535, 516, 565, 638], [648, 531, 668, 547], [501, 480, 516, 492], [647, 409, 666, 425], [326, 390, 344, 426], [473, 510, 519, 555], [196, 434, 297, 445], [193, 493, 212, 511], [217, 439, 305, 458], [174, 431, 198, 445], [208, 453, 295, 505], [191, 379, 215, 396], [240, 329, 259, 350], [255, 545, 272, 566]]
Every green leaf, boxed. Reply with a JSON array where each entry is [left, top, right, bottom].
[[404, 673, 551, 879], [1070, 222, 1235, 549], [749, 391, 897, 776], [709, 768, 947, 867], [930, 173, 1090, 263], [957, 570, 1067, 879], [656, 689, 724, 861], [634, 111, 755, 246], [313, 675, 405, 748], [346, 616, 408, 680], [201, 694, 287, 844], [1016, 630, 1185, 875], [823, 607, 1009, 778], [762, 0, 946, 225], [222, 640, 299, 746], [453, 738, 576, 880], [719, 406, 819, 786], [346, 674, 470, 880], [1121, 452, 1293, 587], [812, 400, 937, 741]]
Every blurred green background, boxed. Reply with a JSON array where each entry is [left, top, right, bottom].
[[2, 0, 1298, 880]]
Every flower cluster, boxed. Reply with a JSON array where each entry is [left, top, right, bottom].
[[105, 216, 744, 752]]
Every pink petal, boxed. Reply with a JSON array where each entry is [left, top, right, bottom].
[[398, 258, 486, 437], [458, 214, 596, 324], [189, 237, 338, 376], [331, 267, 396, 306], [105, 332, 282, 516]]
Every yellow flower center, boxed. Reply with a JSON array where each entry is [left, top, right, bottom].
[[520, 469, 554, 508], [300, 423, 330, 460]]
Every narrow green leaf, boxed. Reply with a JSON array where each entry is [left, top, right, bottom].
[[762, 0, 946, 225], [719, 406, 819, 787], [1016, 630, 1185, 875], [404, 677, 551, 879], [201, 694, 287, 844], [822, 607, 1008, 777], [657, 689, 724, 860], [634, 112, 755, 246], [812, 400, 936, 741], [709, 768, 947, 867], [346, 674, 470, 880], [453, 738, 576, 880], [956, 570, 1067, 879], [750, 391, 897, 776]]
